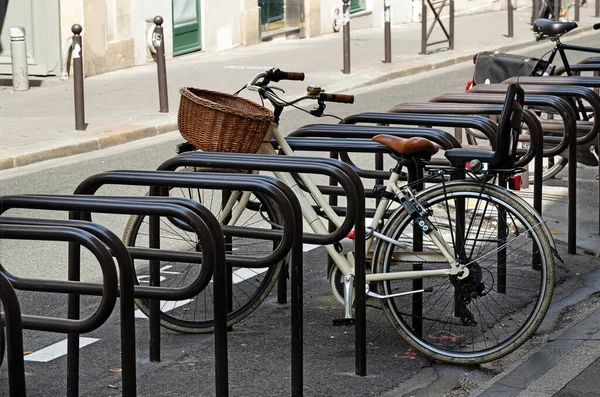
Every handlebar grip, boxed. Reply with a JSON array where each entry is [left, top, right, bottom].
[[319, 93, 355, 104], [594, 23, 600, 30], [281, 71, 305, 81], [269, 68, 305, 82]]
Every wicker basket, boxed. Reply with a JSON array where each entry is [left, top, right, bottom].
[[178, 87, 274, 153]]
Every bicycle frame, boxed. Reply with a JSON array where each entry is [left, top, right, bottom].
[[224, 122, 467, 297], [547, 40, 600, 76]]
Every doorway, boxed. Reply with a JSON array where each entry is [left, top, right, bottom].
[[172, 0, 201, 56], [259, 0, 285, 31]]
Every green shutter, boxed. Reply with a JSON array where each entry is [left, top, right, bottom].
[[350, 0, 366, 13], [172, 0, 202, 56]]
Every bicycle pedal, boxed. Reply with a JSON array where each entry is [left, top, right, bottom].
[[332, 318, 355, 327]]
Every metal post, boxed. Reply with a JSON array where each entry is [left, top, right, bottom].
[[154, 16, 169, 113], [554, 0, 560, 21], [9, 27, 29, 91], [575, 0, 580, 21], [342, 0, 351, 74], [568, 118, 577, 254], [508, 0, 514, 37], [449, 0, 454, 50], [532, 0, 540, 23], [149, 214, 161, 361], [384, 0, 391, 63], [67, 239, 81, 397], [71, 24, 86, 131], [596, 0, 599, 17], [421, 1, 427, 54]]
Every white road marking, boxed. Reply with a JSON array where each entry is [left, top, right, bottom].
[[137, 265, 181, 283], [24, 338, 99, 362], [224, 65, 274, 70], [134, 299, 193, 318], [303, 244, 320, 252], [232, 267, 268, 283]]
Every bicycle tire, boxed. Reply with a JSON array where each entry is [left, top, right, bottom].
[[372, 181, 555, 364], [122, 168, 285, 333]]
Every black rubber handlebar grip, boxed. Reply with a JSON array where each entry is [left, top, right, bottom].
[[319, 93, 355, 104], [594, 23, 600, 30], [281, 71, 305, 81]]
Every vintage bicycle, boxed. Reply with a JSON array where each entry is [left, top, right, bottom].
[[123, 71, 557, 365], [466, 19, 600, 180]]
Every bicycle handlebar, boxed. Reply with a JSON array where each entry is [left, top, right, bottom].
[[269, 68, 305, 82], [247, 68, 354, 109], [594, 23, 600, 30], [319, 93, 355, 104]]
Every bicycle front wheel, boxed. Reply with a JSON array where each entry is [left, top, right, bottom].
[[372, 181, 555, 364], [122, 168, 285, 333]]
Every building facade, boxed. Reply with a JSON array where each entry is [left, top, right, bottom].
[[0, 0, 526, 78]]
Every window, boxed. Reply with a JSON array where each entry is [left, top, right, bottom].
[[350, 0, 366, 13]]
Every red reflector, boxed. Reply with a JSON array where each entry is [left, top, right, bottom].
[[347, 230, 355, 239], [508, 175, 522, 190], [466, 80, 473, 91]]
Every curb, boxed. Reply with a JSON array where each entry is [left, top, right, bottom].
[[0, 122, 177, 171], [0, 25, 596, 171], [328, 25, 596, 93]]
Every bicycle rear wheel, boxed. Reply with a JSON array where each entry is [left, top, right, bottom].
[[372, 181, 555, 364], [122, 168, 285, 333]]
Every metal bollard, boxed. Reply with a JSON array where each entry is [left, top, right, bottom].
[[596, 0, 599, 17], [342, 0, 351, 74], [384, 0, 391, 63], [507, 0, 514, 37], [9, 27, 29, 91], [449, 0, 454, 50], [72, 24, 86, 131], [154, 16, 169, 113]]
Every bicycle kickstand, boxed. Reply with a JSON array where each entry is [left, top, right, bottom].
[[591, 145, 599, 181], [333, 274, 356, 327]]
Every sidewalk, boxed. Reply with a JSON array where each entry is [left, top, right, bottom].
[[1, 7, 599, 170]]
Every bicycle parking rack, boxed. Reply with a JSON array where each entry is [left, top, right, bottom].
[[470, 81, 600, 252], [290, 124, 462, 187], [0, 172, 301, 396], [0, 196, 222, 397], [0, 220, 120, 397], [0, 260, 26, 396], [341, 113, 499, 148], [156, 152, 367, 382], [72, 170, 302, 396], [288, 124, 461, 182], [390, 98, 561, 216]]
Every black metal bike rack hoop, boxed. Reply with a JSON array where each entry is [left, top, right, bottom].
[[429, 93, 579, 156], [72, 170, 301, 397], [391, 98, 561, 217], [286, 124, 461, 183], [156, 153, 367, 382], [0, 195, 222, 397], [0, 268, 26, 397], [292, 124, 461, 149], [471, 82, 600, 253], [0, 222, 119, 396], [341, 112, 499, 149]]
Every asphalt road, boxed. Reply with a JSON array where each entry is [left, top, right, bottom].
[[0, 33, 599, 397]]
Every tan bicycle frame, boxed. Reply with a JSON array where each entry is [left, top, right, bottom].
[[222, 122, 464, 284]]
